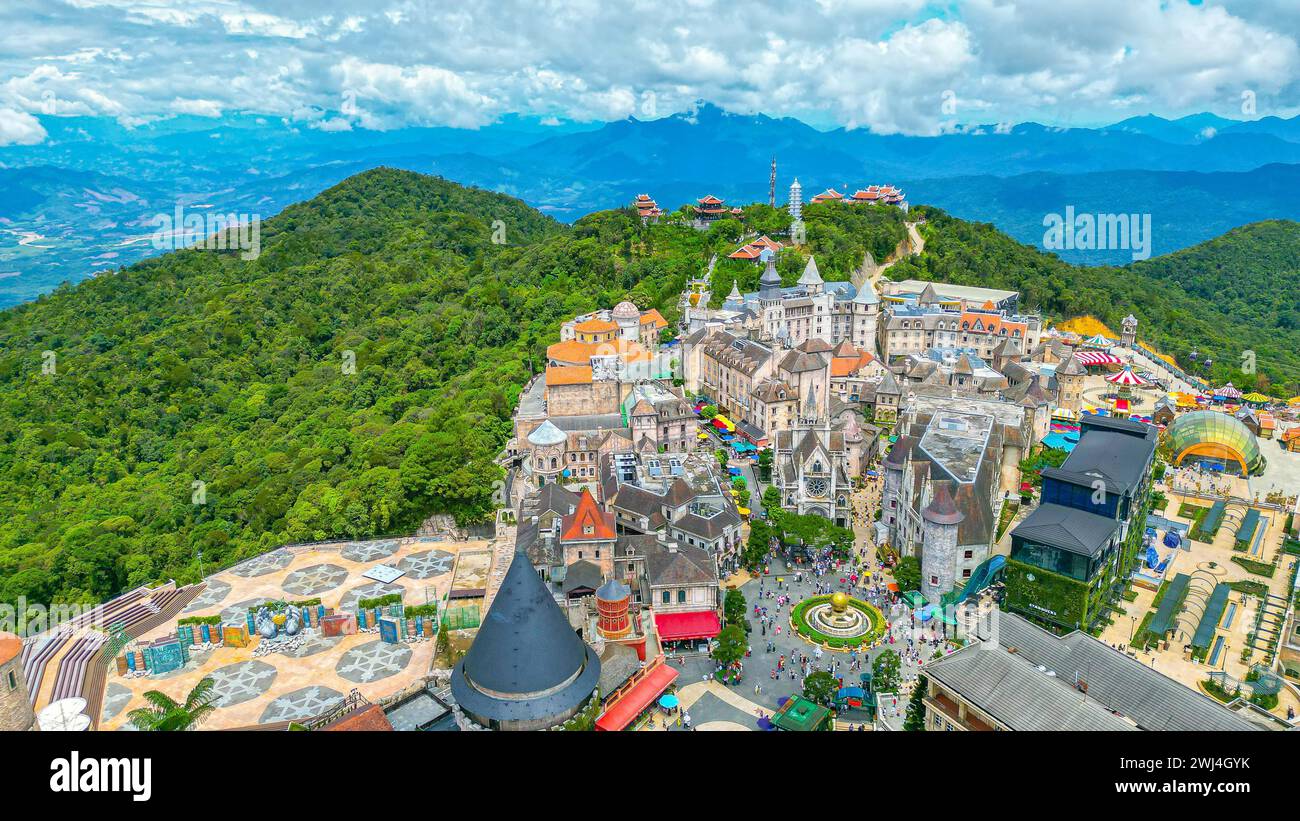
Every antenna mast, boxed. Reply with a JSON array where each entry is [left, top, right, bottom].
[[769, 157, 776, 207]]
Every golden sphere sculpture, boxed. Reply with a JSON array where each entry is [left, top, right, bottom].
[[830, 592, 849, 613]]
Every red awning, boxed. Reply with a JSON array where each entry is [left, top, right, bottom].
[[595, 664, 679, 732], [711, 417, 727, 430], [655, 610, 721, 643]]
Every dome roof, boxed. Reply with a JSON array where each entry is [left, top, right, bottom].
[[1166, 410, 1265, 475], [595, 579, 631, 601], [612, 301, 640, 319], [527, 419, 567, 446]]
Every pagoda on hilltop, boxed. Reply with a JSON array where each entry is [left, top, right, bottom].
[[633, 193, 662, 223]]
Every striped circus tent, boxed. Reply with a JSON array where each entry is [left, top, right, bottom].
[[1214, 383, 1243, 400], [1106, 365, 1149, 386], [1073, 351, 1122, 366], [1240, 391, 1273, 404]]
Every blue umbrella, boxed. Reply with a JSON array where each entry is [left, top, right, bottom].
[[658, 693, 679, 709]]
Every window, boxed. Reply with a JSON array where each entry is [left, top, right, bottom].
[[677, 589, 687, 603], [583, 524, 593, 535], [929, 575, 938, 586], [963, 550, 973, 560], [6, 670, 14, 691], [962, 569, 972, 578], [661, 591, 670, 604]]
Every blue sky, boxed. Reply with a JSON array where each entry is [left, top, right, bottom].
[[0, 0, 1297, 145]]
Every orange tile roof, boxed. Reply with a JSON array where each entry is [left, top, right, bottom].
[[0, 632, 21, 666], [562, 488, 616, 541], [574, 318, 618, 333], [548, 338, 645, 365], [320, 704, 393, 732], [959, 311, 1027, 337], [830, 348, 876, 377], [546, 365, 593, 386], [640, 308, 668, 329]]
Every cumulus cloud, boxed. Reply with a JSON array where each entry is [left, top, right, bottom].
[[0, 106, 47, 145], [0, 0, 1294, 140]]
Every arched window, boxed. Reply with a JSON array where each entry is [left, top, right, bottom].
[[550, 457, 557, 469]]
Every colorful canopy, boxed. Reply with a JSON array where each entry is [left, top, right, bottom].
[[1106, 365, 1149, 386], [1083, 334, 1111, 348], [1240, 392, 1273, 404], [1073, 351, 1122, 366], [1215, 383, 1243, 399]]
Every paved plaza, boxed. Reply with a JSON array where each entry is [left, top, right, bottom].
[[99, 535, 491, 730], [657, 552, 945, 731]]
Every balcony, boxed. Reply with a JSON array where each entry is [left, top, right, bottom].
[[924, 692, 996, 731]]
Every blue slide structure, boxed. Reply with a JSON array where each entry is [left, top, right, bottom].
[[955, 555, 1006, 605]]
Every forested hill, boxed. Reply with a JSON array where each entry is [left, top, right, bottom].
[[887, 209, 1300, 392], [0, 168, 708, 607], [0, 167, 1295, 609]]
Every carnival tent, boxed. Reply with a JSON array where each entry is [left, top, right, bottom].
[[1106, 366, 1149, 386], [1083, 334, 1111, 348], [1240, 392, 1273, 405], [1214, 383, 1243, 400], [1073, 351, 1122, 366]]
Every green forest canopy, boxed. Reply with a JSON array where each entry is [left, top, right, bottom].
[[0, 167, 1295, 609]]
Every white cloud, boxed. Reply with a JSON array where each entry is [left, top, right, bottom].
[[0, 106, 47, 145], [0, 0, 1294, 135]]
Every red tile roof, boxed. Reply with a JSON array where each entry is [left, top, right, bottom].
[[562, 488, 616, 542], [319, 704, 394, 732]]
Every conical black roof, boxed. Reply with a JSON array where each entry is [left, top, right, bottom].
[[451, 550, 600, 726]]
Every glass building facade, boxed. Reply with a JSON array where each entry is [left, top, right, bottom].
[[1165, 410, 1265, 476]]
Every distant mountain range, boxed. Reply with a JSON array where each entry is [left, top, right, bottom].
[[3, 103, 1300, 305]]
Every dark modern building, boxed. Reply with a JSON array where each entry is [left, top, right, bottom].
[[1006, 416, 1158, 630], [450, 549, 601, 731]]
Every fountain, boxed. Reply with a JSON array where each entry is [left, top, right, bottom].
[[793, 592, 883, 647]]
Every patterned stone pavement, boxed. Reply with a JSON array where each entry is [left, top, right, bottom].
[[338, 582, 405, 612], [279, 633, 342, 659], [341, 539, 400, 563], [182, 579, 232, 613], [280, 563, 349, 596], [335, 640, 411, 683], [220, 598, 266, 626], [229, 549, 293, 578], [396, 549, 455, 580], [258, 685, 345, 724], [100, 682, 133, 723], [208, 660, 279, 707]]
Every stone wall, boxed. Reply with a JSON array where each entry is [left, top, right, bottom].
[[0, 655, 36, 731]]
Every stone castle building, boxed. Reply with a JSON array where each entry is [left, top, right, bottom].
[[0, 631, 36, 731]]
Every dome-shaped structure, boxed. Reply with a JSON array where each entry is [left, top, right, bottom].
[[612, 301, 640, 320], [527, 419, 567, 447], [451, 550, 601, 730], [1165, 410, 1265, 476]]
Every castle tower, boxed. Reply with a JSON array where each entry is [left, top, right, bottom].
[[797, 256, 823, 296], [1055, 354, 1087, 415], [758, 249, 782, 303], [595, 579, 632, 639], [920, 483, 965, 604], [450, 549, 601, 730], [1121, 313, 1138, 347], [0, 631, 36, 731], [612, 300, 641, 343], [527, 420, 568, 487]]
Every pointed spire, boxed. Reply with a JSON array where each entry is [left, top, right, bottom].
[[797, 256, 823, 287], [451, 549, 600, 727], [853, 277, 879, 305], [923, 482, 965, 525]]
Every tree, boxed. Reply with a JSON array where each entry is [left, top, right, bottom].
[[903, 674, 928, 731], [724, 588, 747, 627], [757, 448, 773, 481], [699, 404, 718, 420], [872, 648, 902, 692], [803, 670, 838, 705], [743, 519, 771, 568], [762, 484, 782, 511], [127, 676, 217, 731], [892, 555, 921, 593], [711, 624, 747, 670]]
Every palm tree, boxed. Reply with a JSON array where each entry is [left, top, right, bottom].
[[127, 676, 217, 731]]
